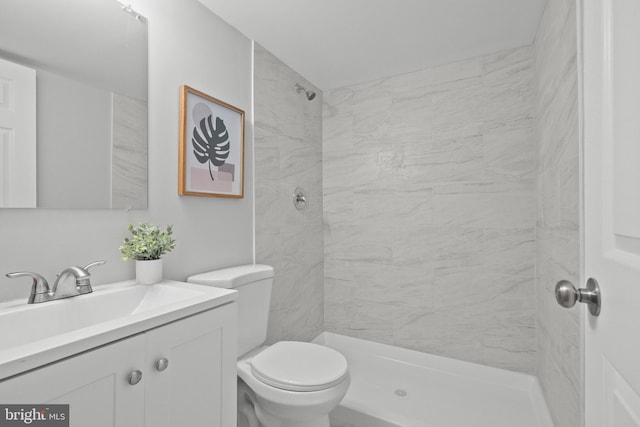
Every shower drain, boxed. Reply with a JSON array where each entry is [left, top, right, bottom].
[[394, 389, 408, 397]]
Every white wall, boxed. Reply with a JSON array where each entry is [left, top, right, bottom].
[[0, 0, 254, 302]]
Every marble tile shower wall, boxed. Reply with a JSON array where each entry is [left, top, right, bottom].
[[323, 46, 536, 373], [253, 44, 324, 344], [533, 0, 581, 425]]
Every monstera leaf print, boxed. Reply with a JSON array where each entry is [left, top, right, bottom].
[[192, 115, 230, 181]]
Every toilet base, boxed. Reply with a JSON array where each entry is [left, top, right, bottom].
[[239, 379, 331, 427], [238, 381, 260, 427], [255, 405, 330, 427], [237, 346, 350, 427]]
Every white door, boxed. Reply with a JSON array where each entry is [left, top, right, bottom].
[[145, 305, 237, 427], [583, 0, 640, 425], [0, 57, 36, 207], [0, 335, 146, 427]]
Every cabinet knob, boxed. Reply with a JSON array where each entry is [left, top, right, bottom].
[[128, 369, 143, 385], [155, 358, 169, 372]]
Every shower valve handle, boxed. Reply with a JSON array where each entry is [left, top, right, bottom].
[[293, 187, 307, 210]]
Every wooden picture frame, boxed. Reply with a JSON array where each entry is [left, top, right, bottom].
[[179, 85, 245, 198]]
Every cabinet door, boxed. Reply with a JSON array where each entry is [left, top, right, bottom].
[[145, 303, 237, 427], [0, 335, 146, 427]]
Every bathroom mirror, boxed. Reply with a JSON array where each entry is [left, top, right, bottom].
[[0, 0, 148, 209]]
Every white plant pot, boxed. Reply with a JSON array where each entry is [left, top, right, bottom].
[[135, 259, 163, 284]]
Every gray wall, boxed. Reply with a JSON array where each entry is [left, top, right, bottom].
[[37, 70, 111, 208], [533, 0, 581, 425], [323, 46, 536, 373], [253, 44, 324, 344], [0, 0, 254, 301]]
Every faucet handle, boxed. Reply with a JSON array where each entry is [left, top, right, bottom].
[[83, 260, 106, 272], [73, 261, 105, 291], [5, 272, 52, 304]]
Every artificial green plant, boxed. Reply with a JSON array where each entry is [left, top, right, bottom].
[[120, 223, 176, 261]]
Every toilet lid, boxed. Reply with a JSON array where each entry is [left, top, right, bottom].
[[250, 341, 348, 392]]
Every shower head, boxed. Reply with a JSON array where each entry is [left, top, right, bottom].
[[295, 83, 316, 101]]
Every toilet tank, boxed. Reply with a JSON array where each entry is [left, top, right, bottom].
[[187, 264, 273, 357]]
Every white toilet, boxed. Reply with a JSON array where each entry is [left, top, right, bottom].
[[187, 264, 350, 427]]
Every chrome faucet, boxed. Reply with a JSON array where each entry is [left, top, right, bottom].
[[6, 260, 106, 304], [52, 265, 93, 300]]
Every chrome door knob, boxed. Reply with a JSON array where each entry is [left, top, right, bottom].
[[155, 358, 169, 372], [555, 280, 579, 307], [555, 278, 601, 316], [128, 370, 143, 385]]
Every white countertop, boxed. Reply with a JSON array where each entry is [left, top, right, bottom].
[[0, 280, 236, 379]]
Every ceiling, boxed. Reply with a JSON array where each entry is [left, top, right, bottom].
[[198, 0, 547, 90]]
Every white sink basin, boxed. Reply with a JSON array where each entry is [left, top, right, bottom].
[[0, 280, 236, 379]]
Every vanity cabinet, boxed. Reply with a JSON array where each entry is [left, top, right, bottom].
[[0, 303, 237, 427], [0, 334, 146, 426], [144, 304, 237, 427]]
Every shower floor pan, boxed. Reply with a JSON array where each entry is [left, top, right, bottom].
[[313, 332, 554, 427]]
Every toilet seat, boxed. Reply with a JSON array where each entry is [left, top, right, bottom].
[[250, 341, 348, 392]]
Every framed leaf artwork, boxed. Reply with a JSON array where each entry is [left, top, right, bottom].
[[179, 85, 245, 198]]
